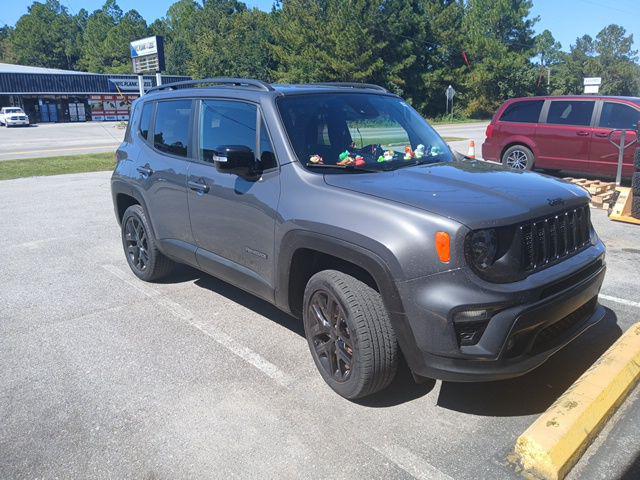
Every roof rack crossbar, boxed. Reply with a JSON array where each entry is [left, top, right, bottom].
[[147, 77, 274, 94], [312, 82, 389, 93]]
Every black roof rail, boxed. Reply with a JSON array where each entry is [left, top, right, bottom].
[[146, 77, 274, 94], [312, 82, 389, 93]]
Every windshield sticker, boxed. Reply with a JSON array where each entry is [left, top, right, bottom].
[[309, 154, 324, 164]]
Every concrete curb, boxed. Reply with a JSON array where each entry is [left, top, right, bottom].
[[514, 322, 640, 480]]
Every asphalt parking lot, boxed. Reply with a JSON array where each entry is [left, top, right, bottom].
[[1, 171, 639, 479]]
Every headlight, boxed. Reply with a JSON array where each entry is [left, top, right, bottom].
[[468, 229, 498, 270]]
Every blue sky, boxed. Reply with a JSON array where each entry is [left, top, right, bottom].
[[1, 0, 638, 52]]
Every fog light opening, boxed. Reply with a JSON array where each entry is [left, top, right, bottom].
[[453, 309, 493, 347]]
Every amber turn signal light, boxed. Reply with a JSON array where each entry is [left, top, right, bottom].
[[435, 232, 451, 263]]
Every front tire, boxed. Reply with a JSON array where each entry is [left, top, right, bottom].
[[121, 204, 174, 282], [303, 270, 398, 399], [502, 145, 534, 171]]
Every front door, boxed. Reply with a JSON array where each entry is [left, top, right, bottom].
[[535, 99, 596, 173], [187, 99, 280, 301], [590, 101, 640, 178]]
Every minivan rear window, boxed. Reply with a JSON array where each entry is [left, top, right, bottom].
[[546, 101, 594, 127], [499, 100, 543, 123]]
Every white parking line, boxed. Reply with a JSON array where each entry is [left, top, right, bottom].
[[364, 442, 455, 480], [101, 264, 294, 387], [599, 294, 640, 309]]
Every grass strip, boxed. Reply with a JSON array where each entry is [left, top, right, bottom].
[[0, 152, 115, 180]]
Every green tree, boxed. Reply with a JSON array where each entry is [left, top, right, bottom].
[[0, 25, 13, 62], [79, 0, 148, 74], [8, 0, 82, 69], [461, 0, 538, 117]]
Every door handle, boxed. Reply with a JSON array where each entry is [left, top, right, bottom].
[[188, 179, 210, 193], [594, 132, 609, 138], [576, 131, 590, 137], [136, 165, 153, 176]]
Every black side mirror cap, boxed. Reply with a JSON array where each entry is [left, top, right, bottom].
[[214, 145, 259, 178]]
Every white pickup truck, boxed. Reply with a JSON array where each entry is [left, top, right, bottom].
[[0, 107, 30, 127]]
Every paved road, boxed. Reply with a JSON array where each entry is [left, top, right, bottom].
[[0, 171, 638, 479], [0, 121, 487, 161], [0, 122, 125, 160]]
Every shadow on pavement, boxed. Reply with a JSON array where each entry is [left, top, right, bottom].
[[622, 453, 640, 480], [167, 264, 305, 337], [160, 266, 623, 413], [436, 308, 622, 417]]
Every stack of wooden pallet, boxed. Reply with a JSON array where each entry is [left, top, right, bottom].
[[563, 178, 617, 209]]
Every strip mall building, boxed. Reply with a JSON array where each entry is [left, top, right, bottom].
[[0, 63, 188, 123]]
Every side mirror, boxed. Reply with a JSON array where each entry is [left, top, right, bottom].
[[213, 145, 259, 178]]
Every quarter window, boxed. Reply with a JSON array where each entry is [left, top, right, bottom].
[[200, 100, 257, 163], [546, 101, 594, 127], [599, 102, 640, 130], [500, 100, 543, 123], [139, 102, 153, 140], [259, 118, 277, 170], [153, 100, 192, 157]]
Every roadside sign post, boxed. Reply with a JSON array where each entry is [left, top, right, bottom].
[[130, 36, 165, 96], [608, 129, 638, 186], [445, 85, 456, 116]]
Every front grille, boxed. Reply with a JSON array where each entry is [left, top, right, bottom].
[[520, 205, 591, 273]]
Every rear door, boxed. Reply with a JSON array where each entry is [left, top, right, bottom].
[[132, 99, 194, 256], [590, 100, 640, 177], [535, 99, 596, 173], [187, 98, 280, 301]]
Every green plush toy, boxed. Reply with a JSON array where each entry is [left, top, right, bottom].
[[377, 155, 386, 163], [339, 150, 350, 161]]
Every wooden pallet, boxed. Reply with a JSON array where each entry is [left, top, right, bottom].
[[609, 187, 640, 225], [563, 178, 618, 210]]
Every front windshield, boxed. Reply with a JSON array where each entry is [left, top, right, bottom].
[[277, 93, 453, 171], [6, 108, 23, 113]]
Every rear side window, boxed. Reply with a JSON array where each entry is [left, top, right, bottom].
[[153, 100, 192, 157], [499, 100, 543, 123], [199, 100, 257, 163], [546, 101, 595, 127], [599, 102, 640, 130], [139, 102, 153, 140]]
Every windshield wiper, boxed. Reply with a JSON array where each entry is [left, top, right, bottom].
[[305, 163, 380, 173]]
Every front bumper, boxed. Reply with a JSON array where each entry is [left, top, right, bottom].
[[395, 241, 606, 382], [6, 120, 29, 126]]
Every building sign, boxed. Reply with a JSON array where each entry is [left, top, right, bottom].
[[130, 36, 165, 74], [109, 78, 152, 92], [88, 94, 138, 122]]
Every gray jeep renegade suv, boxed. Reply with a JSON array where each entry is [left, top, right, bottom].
[[111, 78, 606, 399]]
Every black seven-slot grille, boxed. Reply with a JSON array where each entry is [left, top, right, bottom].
[[520, 204, 591, 272]]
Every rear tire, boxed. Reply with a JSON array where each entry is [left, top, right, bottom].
[[303, 270, 398, 399], [502, 145, 534, 171], [121, 204, 174, 282]]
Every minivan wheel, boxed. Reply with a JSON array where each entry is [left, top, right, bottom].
[[502, 145, 534, 171], [121, 204, 174, 282], [303, 270, 398, 399]]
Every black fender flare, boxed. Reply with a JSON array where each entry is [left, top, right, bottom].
[[110, 180, 157, 240], [276, 230, 423, 368]]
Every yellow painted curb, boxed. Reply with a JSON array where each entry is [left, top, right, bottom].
[[514, 322, 640, 480]]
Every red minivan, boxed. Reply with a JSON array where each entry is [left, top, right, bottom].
[[482, 96, 640, 178]]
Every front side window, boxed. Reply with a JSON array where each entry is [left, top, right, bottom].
[[500, 100, 543, 123], [599, 102, 640, 130], [546, 101, 594, 127], [277, 93, 452, 171], [139, 102, 154, 140], [153, 100, 192, 157], [199, 100, 257, 163]]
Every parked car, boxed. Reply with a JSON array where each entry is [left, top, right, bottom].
[[482, 95, 640, 178], [0, 106, 30, 127], [111, 79, 606, 399]]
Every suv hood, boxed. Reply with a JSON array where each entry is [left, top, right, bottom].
[[323, 160, 589, 229]]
